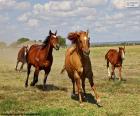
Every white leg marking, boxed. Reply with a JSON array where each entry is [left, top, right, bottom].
[[108, 67, 111, 77]]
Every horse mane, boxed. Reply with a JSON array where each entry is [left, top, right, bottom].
[[42, 36, 51, 48], [67, 32, 80, 43], [67, 31, 86, 44]]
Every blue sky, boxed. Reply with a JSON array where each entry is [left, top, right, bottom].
[[0, 0, 140, 44]]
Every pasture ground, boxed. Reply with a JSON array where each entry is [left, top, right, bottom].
[[0, 45, 140, 116]]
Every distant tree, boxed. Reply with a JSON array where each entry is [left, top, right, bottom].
[[58, 36, 66, 47], [17, 38, 30, 44], [38, 40, 42, 42]]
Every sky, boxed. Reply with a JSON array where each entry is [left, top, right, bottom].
[[0, 0, 140, 44]]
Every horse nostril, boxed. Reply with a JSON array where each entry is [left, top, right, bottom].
[[55, 44, 60, 50]]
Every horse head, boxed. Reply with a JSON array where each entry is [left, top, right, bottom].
[[119, 46, 125, 60], [49, 30, 60, 50], [43, 30, 60, 50], [68, 30, 90, 56]]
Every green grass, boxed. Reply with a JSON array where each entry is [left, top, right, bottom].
[[0, 45, 140, 115]]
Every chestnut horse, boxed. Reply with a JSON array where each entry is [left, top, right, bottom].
[[25, 30, 60, 88], [15, 45, 29, 71], [61, 30, 100, 104], [105, 46, 125, 81]]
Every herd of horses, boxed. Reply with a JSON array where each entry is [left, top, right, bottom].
[[15, 30, 126, 105]]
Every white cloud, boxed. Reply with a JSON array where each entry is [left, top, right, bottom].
[[26, 19, 39, 27], [17, 12, 31, 22], [0, 0, 31, 10], [76, 0, 108, 7], [15, 1, 31, 10], [112, 0, 140, 9]]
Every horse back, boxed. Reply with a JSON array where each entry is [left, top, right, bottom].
[[27, 44, 52, 68], [105, 49, 119, 65]]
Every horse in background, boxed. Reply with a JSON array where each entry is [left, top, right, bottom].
[[105, 46, 126, 81], [25, 30, 60, 88], [61, 30, 100, 105], [15, 45, 29, 71]]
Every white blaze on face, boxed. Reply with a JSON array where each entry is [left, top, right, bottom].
[[108, 67, 111, 77], [52, 35, 56, 38], [24, 50, 27, 56], [121, 50, 125, 59]]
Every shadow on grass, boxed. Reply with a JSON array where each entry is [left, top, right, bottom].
[[36, 84, 68, 92], [71, 93, 103, 107]]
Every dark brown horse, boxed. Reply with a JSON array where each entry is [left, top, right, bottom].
[[61, 30, 100, 105], [25, 30, 60, 88], [15, 45, 29, 71], [105, 46, 125, 81]]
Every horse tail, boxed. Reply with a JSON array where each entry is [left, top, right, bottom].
[[60, 65, 66, 74]]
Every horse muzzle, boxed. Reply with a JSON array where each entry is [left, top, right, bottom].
[[83, 49, 90, 56], [54, 44, 60, 50]]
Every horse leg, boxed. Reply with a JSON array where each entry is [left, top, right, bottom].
[[88, 72, 100, 103], [72, 79, 75, 95], [19, 62, 24, 72], [15, 61, 19, 71], [30, 68, 39, 86], [74, 71, 82, 104], [118, 66, 122, 81], [82, 78, 86, 99], [43, 69, 51, 89], [110, 65, 115, 80], [68, 73, 75, 96], [107, 60, 111, 77], [25, 64, 31, 87]]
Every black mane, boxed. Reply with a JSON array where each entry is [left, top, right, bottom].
[[43, 36, 50, 45]]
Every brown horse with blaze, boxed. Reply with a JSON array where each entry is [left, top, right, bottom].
[[61, 30, 100, 105], [25, 30, 60, 88], [105, 46, 126, 81], [15, 45, 29, 71]]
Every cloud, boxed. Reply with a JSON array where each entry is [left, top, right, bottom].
[[76, 0, 108, 7], [112, 0, 140, 9], [0, 0, 31, 10], [26, 19, 39, 27], [17, 12, 31, 22]]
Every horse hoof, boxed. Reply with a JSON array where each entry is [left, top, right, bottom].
[[71, 93, 76, 97], [43, 85, 47, 90], [30, 82, 35, 86], [25, 84, 28, 88]]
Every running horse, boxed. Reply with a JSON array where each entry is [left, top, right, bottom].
[[61, 30, 100, 105], [15, 45, 29, 71], [25, 30, 60, 88], [105, 46, 125, 81]]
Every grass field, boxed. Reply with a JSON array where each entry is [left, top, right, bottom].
[[0, 45, 140, 116]]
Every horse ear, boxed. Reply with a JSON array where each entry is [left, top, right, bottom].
[[55, 30, 57, 35], [49, 30, 52, 35]]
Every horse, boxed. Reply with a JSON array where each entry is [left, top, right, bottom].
[[105, 46, 126, 81], [25, 30, 60, 88], [15, 45, 29, 71], [61, 30, 100, 105]]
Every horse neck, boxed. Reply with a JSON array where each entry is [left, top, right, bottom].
[[76, 46, 91, 67], [118, 50, 123, 62], [44, 43, 53, 58]]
